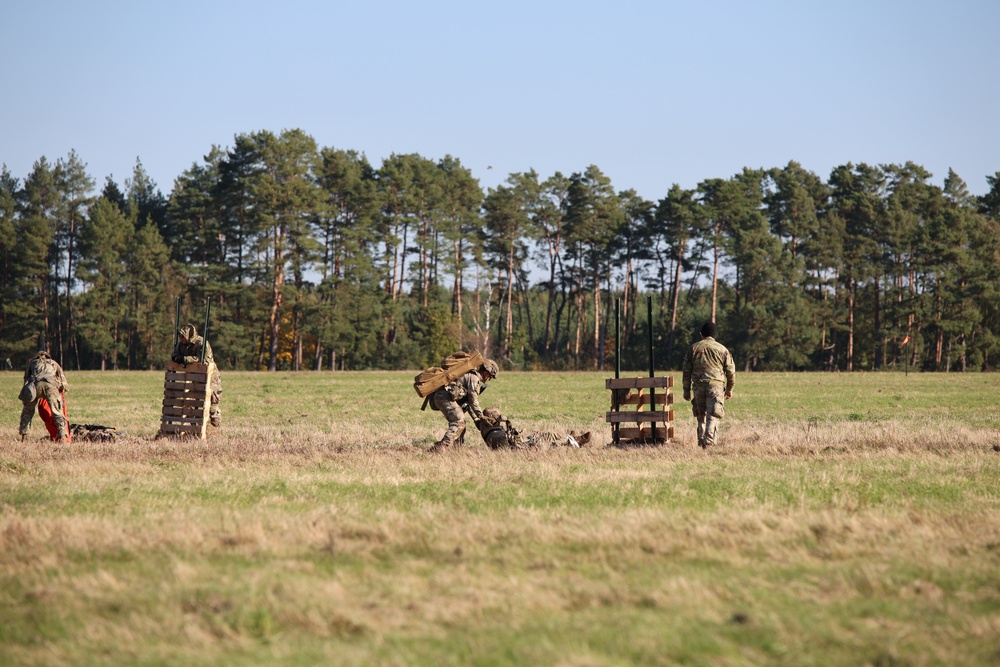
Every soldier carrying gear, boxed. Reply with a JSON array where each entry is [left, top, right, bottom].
[[18, 351, 71, 443], [428, 359, 498, 453], [172, 323, 223, 428]]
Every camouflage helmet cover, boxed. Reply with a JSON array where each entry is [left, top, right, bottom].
[[481, 359, 499, 378], [178, 323, 198, 341]]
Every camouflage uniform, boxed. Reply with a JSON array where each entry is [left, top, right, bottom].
[[172, 324, 222, 427], [476, 406, 589, 450], [429, 360, 498, 452], [682, 325, 736, 448], [476, 407, 524, 449], [19, 351, 70, 441]]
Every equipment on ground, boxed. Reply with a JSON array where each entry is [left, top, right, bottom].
[[70, 423, 121, 442]]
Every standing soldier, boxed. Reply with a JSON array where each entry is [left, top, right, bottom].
[[18, 350, 71, 442], [682, 321, 736, 448], [172, 323, 222, 428], [429, 359, 499, 453]]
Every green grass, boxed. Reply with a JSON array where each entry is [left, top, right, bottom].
[[1, 369, 999, 665]]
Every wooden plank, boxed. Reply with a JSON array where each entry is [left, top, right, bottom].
[[619, 392, 673, 406], [163, 386, 208, 396], [161, 406, 205, 418], [162, 396, 207, 407], [163, 389, 207, 399], [161, 406, 205, 416], [605, 376, 673, 390], [159, 423, 204, 436], [618, 427, 665, 441], [165, 370, 209, 383], [158, 420, 201, 431], [165, 379, 208, 392], [160, 415, 205, 425], [166, 361, 210, 373], [606, 410, 674, 423]]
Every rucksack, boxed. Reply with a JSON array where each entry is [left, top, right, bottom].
[[18, 380, 36, 404], [413, 350, 485, 399]]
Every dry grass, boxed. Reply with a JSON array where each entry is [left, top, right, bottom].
[[1, 370, 999, 666]]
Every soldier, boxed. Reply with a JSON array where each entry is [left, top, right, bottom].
[[428, 359, 499, 453], [172, 323, 222, 428], [682, 321, 736, 448], [476, 406, 590, 450], [18, 350, 71, 442]]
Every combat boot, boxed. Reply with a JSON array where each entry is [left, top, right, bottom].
[[428, 440, 449, 454]]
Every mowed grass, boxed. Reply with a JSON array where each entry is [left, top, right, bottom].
[[1, 369, 999, 666]]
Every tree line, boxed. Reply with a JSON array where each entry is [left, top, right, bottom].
[[3, 128, 1000, 373]]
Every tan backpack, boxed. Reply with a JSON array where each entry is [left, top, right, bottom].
[[413, 350, 485, 400]]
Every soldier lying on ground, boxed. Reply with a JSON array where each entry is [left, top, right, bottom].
[[475, 407, 591, 450], [70, 424, 122, 442]]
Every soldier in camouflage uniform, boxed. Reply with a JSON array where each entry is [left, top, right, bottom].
[[682, 321, 736, 448], [172, 323, 222, 427], [429, 359, 499, 453], [476, 407, 590, 450], [18, 351, 70, 442]]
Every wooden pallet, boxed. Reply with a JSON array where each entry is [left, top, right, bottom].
[[606, 376, 675, 444], [159, 360, 215, 439]]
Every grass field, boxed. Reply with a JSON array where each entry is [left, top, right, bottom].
[[1, 369, 999, 666]]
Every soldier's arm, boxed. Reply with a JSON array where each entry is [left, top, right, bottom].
[[465, 376, 485, 421], [724, 350, 736, 392], [681, 349, 693, 396], [182, 343, 201, 364]]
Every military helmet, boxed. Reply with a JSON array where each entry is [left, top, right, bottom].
[[483, 426, 509, 449], [481, 359, 499, 378], [178, 323, 198, 342]]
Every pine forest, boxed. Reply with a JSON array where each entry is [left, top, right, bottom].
[[3, 128, 1000, 373]]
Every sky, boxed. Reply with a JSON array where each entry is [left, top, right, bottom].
[[3, 0, 998, 202]]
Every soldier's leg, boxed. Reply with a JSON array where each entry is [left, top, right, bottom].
[[37, 385, 69, 441], [692, 387, 708, 447], [434, 396, 466, 449], [210, 372, 222, 427], [19, 396, 37, 437], [210, 390, 221, 427], [37, 397, 60, 440], [703, 387, 726, 447]]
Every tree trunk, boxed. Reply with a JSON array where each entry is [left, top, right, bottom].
[[268, 227, 285, 372], [710, 238, 720, 322], [846, 281, 855, 372]]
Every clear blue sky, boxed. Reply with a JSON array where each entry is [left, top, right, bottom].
[[3, 0, 998, 200]]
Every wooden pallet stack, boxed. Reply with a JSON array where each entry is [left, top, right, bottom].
[[605, 376, 674, 444], [159, 360, 215, 439]]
